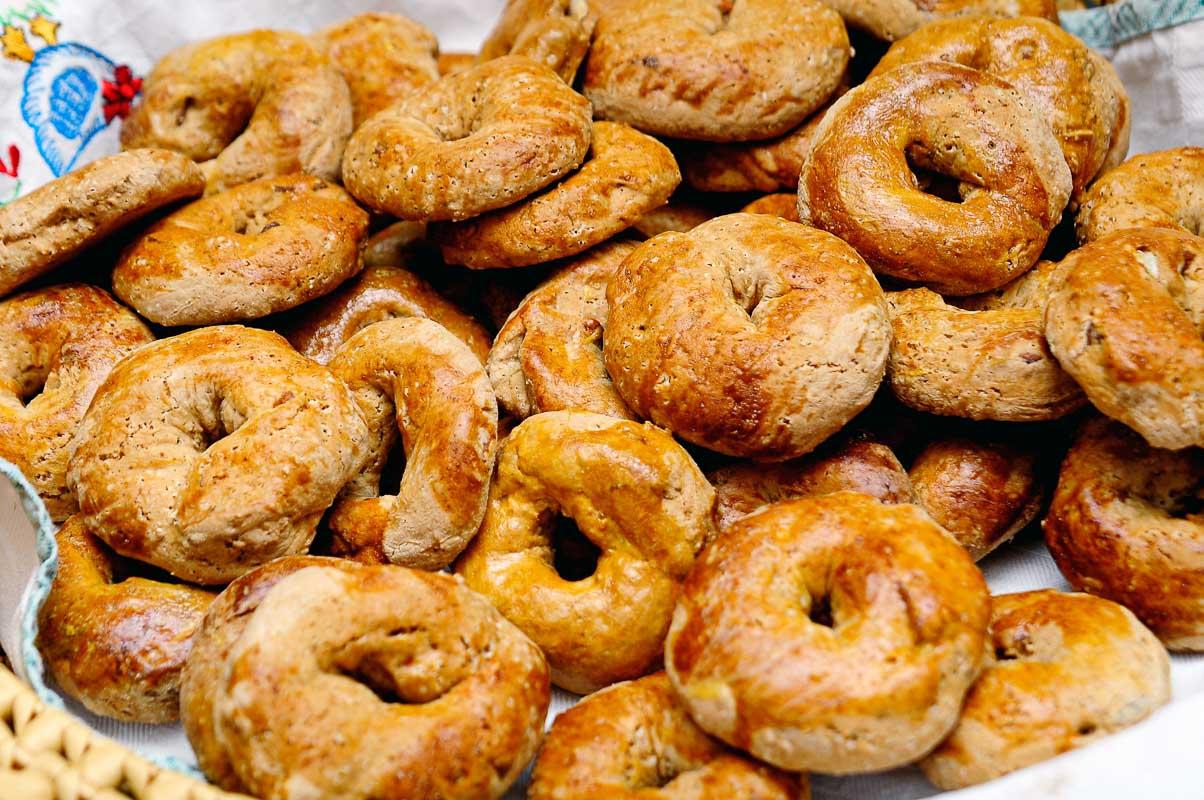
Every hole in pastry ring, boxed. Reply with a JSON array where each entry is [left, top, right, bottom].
[[66, 325, 370, 585], [869, 16, 1126, 196], [455, 411, 717, 694], [286, 265, 491, 366], [326, 317, 498, 570], [908, 434, 1043, 561], [0, 285, 153, 521], [479, 0, 597, 83], [1044, 228, 1204, 450], [529, 672, 806, 799], [113, 174, 369, 327], [342, 55, 593, 222], [314, 13, 439, 127], [180, 559, 550, 798], [604, 213, 891, 461], [885, 268, 1086, 422], [1075, 147, 1204, 243], [121, 31, 353, 194], [665, 492, 990, 773], [822, 0, 1056, 41], [799, 62, 1072, 295], [37, 516, 215, 723], [921, 589, 1170, 789], [709, 434, 914, 530], [0, 149, 204, 296], [1044, 417, 1204, 651], [488, 240, 639, 420], [584, 0, 849, 142], [431, 121, 680, 268]]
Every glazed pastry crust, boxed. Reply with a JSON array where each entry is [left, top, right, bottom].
[[1076, 147, 1204, 242], [456, 411, 716, 693], [114, 174, 368, 326], [0, 149, 203, 296], [921, 590, 1171, 789], [666, 492, 990, 773], [584, 0, 849, 141], [479, 0, 597, 83], [38, 516, 215, 723], [823, 0, 1057, 41], [0, 285, 153, 521], [605, 213, 891, 461], [432, 122, 680, 268]]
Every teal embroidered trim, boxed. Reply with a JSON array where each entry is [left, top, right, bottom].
[[1061, 0, 1204, 49]]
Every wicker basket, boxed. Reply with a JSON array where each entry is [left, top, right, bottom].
[[0, 665, 240, 800]]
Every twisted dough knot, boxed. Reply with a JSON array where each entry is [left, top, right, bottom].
[[121, 30, 353, 193]]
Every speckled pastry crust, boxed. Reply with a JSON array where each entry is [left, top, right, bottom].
[[0, 285, 153, 521], [799, 62, 1072, 295], [456, 411, 717, 693], [605, 214, 891, 461], [488, 240, 639, 420], [315, 13, 439, 126], [479, 0, 596, 83], [342, 56, 592, 222], [67, 326, 370, 585], [1044, 228, 1204, 449], [870, 16, 1125, 195], [740, 193, 802, 222], [666, 492, 990, 773], [37, 516, 215, 723], [678, 95, 838, 193], [709, 435, 913, 529], [909, 436, 1043, 561], [286, 265, 491, 365], [886, 281, 1085, 421], [583, 0, 849, 141], [1045, 417, 1204, 651], [432, 122, 680, 268], [921, 590, 1171, 789], [529, 673, 808, 799], [823, 0, 1057, 41], [1076, 147, 1204, 242], [0, 149, 203, 296], [114, 174, 368, 326], [121, 31, 353, 193], [180, 560, 550, 799], [326, 318, 498, 570]]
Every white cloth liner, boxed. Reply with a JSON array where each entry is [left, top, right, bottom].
[[0, 1, 1201, 797]]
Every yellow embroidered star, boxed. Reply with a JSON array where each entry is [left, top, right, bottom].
[[28, 14, 58, 46], [1, 25, 34, 63]]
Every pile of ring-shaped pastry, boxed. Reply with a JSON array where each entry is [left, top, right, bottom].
[[0, 2, 1197, 798]]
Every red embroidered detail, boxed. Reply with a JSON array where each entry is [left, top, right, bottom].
[[102, 65, 142, 123], [0, 145, 18, 178]]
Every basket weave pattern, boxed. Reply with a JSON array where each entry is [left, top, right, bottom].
[[0, 665, 239, 800]]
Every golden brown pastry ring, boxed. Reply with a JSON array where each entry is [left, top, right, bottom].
[[342, 56, 592, 222], [0, 149, 203, 296], [456, 411, 716, 693], [479, 0, 596, 83], [1045, 417, 1204, 651], [529, 673, 808, 800], [180, 559, 550, 799], [666, 492, 989, 773], [1044, 228, 1204, 449], [113, 174, 368, 326], [37, 516, 214, 723], [799, 62, 1071, 295], [431, 121, 679, 268], [0, 284, 152, 521], [823, 0, 1057, 41], [605, 213, 891, 461], [583, 0, 849, 141], [67, 326, 369, 585], [488, 240, 639, 420], [326, 317, 498, 570], [920, 589, 1171, 789], [121, 31, 352, 193], [1076, 147, 1204, 242]]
